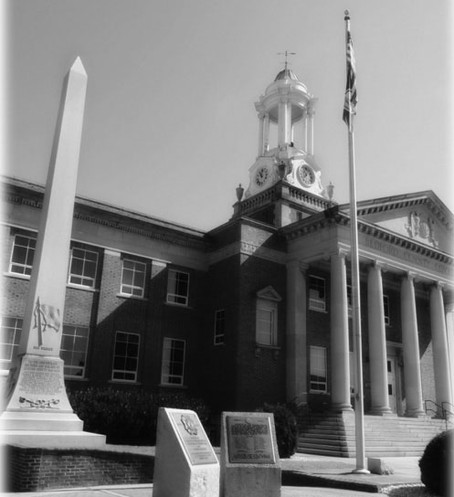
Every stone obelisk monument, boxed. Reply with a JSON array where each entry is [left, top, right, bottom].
[[1, 58, 104, 448]]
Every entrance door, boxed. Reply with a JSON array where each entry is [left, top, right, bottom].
[[387, 357, 397, 412]]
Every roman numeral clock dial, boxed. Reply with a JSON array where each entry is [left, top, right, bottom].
[[255, 166, 269, 187], [297, 164, 315, 188]]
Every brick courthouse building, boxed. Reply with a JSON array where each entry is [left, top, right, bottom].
[[2, 67, 453, 424]]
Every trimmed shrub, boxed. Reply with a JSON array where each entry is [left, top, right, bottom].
[[262, 402, 298, 458], [419, 429, 453, 497], [68, 387, 211, 445]]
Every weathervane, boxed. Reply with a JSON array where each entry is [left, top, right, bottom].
[[277, 50, 296, 70]]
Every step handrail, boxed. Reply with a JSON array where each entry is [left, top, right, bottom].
[[424, 399, 453, 430], [441, 401, 454, 419], [424, 399, 438, 416]]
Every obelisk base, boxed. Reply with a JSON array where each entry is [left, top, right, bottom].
[[1, 429, 106, 449], [1, 355, 106, 449]]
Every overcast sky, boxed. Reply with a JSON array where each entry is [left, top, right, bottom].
[[4, 0, 453, 231]]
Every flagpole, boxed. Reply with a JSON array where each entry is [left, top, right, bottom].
[[344, 10, 369, 474]]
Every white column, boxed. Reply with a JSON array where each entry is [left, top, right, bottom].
[[330, 252, 352, 411], [278, 99, 291, 146], [401, 273, 424, 417], [307, 106, 315, 155], [286, 260, 307, 405], [258, 114, 264, 156], [303, 111, 308, 151], [367, 263, 391, 414], [263, 113, 270, 152], [430, 284, 453, 412], [446, 303, 454, 406]]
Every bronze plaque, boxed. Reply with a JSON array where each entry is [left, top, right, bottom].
[[226, 415, 276, 464], [169, 410, 218, 466]]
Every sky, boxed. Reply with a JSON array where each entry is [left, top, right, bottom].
[[4, 0, 453, 231]]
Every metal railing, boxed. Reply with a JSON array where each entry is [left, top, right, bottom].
[[424, 399, 454, 430]]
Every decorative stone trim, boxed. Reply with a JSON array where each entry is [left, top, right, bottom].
[[5, 179, 207, 251], [234, 182, 331, 219], [283, 210, 453, 266], [208, 240, 286, 266], [355, 192, 453, 229]]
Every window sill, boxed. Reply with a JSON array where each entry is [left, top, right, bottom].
[[116, 293, 147, 301], [165, 302, 192, 309], [67, 283, 99, 293], [65, 376, 89, 382], [308, 307, 328, 314], [3, 271, 31, 281], [255, 344, 280, 350], [255, 344, 281, 359]]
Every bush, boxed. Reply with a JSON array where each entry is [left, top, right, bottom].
[[419, 429, 453, 497], [68, 387, 211, 445], [262, 402, 298, 458]]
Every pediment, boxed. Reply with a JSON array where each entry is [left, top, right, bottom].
[[256, 285, 282, 302], [354, 192, 453, 253]]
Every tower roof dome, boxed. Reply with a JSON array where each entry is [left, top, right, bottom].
[[274, 68, 300, 81], [264, 67, 310, 99]]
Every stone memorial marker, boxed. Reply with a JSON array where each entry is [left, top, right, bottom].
[[0, 58, 104, 448], [220, 412, 281, 497], [153, 407, 220, 497]]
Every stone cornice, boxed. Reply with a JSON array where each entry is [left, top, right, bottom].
[[3, 176, 207, 251], [233, 181, 332, 219]]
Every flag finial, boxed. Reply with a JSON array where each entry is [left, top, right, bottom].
[[344, 10, 350, 20]]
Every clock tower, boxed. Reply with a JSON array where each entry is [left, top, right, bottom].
[[234, 65, 333, 226]]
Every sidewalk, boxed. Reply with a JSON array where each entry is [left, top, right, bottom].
[[105, 444, 423, 493]]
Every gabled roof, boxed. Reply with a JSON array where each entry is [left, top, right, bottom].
[[339, 191, 453, 230], [281, 205, 453, 264]]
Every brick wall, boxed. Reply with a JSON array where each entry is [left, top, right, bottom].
[[5, 445, 154, 492], [236, 252, 286, 410]]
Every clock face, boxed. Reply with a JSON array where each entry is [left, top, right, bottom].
[[255, 166, 269, 187], [297, 165, 315, 187]]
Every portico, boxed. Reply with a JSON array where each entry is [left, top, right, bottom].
[[284, 202, 454, 418]]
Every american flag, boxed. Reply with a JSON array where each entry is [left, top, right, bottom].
[[343, 20, 357, 127]]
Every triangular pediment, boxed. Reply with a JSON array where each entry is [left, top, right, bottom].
[[256, 285, 282, 302], [349, 191, 453, 252]]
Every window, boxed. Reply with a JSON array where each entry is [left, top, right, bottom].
[[383, 295, 390, 326], [256, 300, 277, 346], [161, 338, 186, 385], [112, 332, 140, 382], [310, 346, 327, 393], [121, 258, 146, 297], [9, 234, 36, 276], [214, 309, 225, 345], [309, 276, 326, 311], [0, 317, 22, 367], [347, 284, 352, 316], [167, 270, 189, 306], [68, 247, 98, 288], [255, 286, 281, 347], [61, 325, 89, 377]]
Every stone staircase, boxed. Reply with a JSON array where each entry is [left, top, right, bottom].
[[297, 411, 450, 457]]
